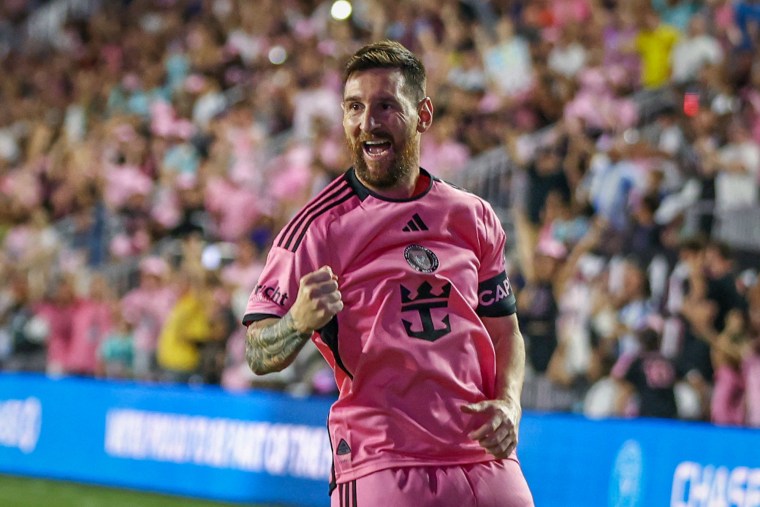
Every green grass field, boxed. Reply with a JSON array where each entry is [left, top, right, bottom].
[[0, 474, 275, 507]]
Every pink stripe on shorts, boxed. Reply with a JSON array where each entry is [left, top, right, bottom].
[[331, 459, 534, 507]]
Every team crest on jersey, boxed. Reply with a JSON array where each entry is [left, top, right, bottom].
[[404, 244, 438, 273]]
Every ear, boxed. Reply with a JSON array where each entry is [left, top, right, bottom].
[[416, 97, 434, 133]]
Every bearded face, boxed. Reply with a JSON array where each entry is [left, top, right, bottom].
[[347, 124, 419, 189], [342, 68, 427, 193]]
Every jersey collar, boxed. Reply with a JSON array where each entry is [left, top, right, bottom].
[[346, 167, 434, 202]]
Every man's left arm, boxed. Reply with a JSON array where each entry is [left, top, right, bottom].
[[462, 313, 526, 459]]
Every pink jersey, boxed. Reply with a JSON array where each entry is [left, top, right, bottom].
[[710, 364, 745, 426], [244, 169, 516, 486], [744, 350, 760, 428]]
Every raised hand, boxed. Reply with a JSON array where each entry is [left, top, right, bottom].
[[290, 265, 344, 334]]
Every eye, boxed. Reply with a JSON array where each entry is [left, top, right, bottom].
[[343, 102, 361, 114]]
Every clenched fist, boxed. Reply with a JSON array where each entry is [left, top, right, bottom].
[[290, 265, 344, 334]]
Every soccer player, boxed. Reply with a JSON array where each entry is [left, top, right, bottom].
[[243, 40, 534, 507]]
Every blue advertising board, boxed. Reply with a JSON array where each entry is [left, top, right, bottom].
[[519, 412, 760, 507], [1, 373, 759, 507], [0, 373, 335, 506]]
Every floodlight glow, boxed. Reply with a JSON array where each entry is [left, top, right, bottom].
[[268, 45, 287, 65], [331, 0, 352, 20]]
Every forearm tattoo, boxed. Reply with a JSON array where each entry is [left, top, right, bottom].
[[245, 313, 312, 374]]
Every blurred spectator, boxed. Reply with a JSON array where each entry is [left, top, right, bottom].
[[708, 308, 749, 426], [33, 274, 78, 376], [478, 15, 534, 103], [702, 241, 747, 332], [601, 6, 640, 88], [420, 110, 471, 180], [651, 0, 700, 32], [155, 235, 225, 383], [155, 268, 216, 383], [597, 257, 657, 359], [714, 121, 760, 211], [734, 0, 760, 50], [0, 0, 757, 428], [120, 256, 177, 381], [622, 193, 664, 266], [98, 307, 135, 380], [671, 13, 724, 86], [611, 326, 683, 419], [582, 137, 640, 234], [631, 9, 680, 89], [0, 271, 46, 372], [518, 238, 564, 375], [563, 59, 639, 134], [744, 280, 760, 427], [547, 23, 588, 80], [524, 144, 572, 227], [64, 273, 114, 376]]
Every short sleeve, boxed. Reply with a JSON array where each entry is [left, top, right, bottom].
[[475, 200, 516, 317], [241, 224, 329, 325], [242, 245, 302, 325]]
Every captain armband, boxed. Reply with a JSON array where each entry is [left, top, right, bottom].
[[476, 271, 517, 317]]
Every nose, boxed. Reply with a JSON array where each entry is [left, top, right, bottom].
[[359, 106, 380, 133]]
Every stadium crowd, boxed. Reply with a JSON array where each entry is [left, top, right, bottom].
[[0, 0, 758, 427]]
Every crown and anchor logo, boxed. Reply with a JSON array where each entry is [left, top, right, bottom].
[[400, 281, 452, 342]]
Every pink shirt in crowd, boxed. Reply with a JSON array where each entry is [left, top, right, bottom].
[[35, 302, 75, 373], [711, 364, 746, 426], [205, 176, 263, 242], [66, 300, 112, 374], [744, 350, 760, 428], [121, 286, 177, 353], [35, 299, 111, 375]]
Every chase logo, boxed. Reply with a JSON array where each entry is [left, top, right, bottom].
[[670, 462, 760, 507], [609, 440, 643, 507], [253, 283, 289, 306]]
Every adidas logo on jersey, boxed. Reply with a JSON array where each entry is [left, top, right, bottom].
[[402, 213, 428, 232]]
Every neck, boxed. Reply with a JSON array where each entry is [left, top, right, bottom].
[[358, 166, 423, 199]]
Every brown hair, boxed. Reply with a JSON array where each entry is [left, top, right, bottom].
[[343, 40, 426, 102]]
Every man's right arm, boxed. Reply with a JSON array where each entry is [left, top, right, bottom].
[[245, 265, 342, 375], [245, 315, 312, 375]]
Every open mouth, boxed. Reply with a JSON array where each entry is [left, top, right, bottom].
[[362, 139, 392, 159]]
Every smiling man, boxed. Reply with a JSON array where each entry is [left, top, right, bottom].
[[341, 50, 429, 196], [243, 40, 534, 507]]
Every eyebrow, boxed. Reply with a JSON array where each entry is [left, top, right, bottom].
[[342, 94, 400, 104]]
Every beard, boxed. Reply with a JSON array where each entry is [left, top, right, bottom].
[[348, 131, 418, 189]]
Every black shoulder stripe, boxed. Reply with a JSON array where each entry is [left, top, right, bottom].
[[277, 178, 352, 250], [288, 191, 355, 252]]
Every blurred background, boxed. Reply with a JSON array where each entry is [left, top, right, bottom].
[[0, 0, 758, 506]]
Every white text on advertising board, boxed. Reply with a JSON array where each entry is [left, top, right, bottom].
[[104, 409, 332, 480], [0, 397, 42, 453], [671, 461, 760, 507]]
